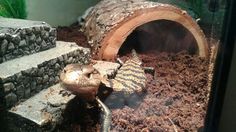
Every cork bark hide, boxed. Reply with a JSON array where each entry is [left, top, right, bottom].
[[83, 0, 208, 61]]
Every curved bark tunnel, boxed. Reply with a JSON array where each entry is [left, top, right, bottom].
[[83, 0, 209, 61]]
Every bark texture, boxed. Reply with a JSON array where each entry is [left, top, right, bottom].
[[83, 0, 208, 60]]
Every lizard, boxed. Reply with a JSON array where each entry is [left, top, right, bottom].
[[59, 49, 154, 132]]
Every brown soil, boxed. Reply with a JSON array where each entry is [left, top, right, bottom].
[[56, 25, 209, 132], [111, 51, 208, 132], [57, 24, 90, 48]]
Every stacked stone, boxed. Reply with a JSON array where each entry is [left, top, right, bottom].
[[0, 18, 56, 63], [0, 47, 90, 108]]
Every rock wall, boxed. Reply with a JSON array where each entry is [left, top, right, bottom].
[[0, 18, 56, 63]]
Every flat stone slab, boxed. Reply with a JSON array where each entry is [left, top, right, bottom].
[[0, 18, 50, 30], [0, 18, 56, 63], [93, 60, 120, 78], [9, 83, 75, 128], [0, 41, 90, 108]]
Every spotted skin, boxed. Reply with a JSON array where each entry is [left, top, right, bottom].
[[105, 49, 146, 94]]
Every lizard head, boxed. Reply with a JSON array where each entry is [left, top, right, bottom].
[[60, 64, 102, 101]]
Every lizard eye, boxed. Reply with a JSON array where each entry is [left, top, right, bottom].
[[87, 73, 92, 78]]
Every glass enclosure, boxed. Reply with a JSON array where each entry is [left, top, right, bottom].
[[0, 0, 231, 131]]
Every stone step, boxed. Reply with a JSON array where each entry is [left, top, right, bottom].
[[0, 18, 56, 63], [4, 61, 120, 131], [0, 41, 90, 108], [8, 83, 76, 131]]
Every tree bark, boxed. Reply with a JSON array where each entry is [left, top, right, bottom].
[[83, 0, 209, 60]]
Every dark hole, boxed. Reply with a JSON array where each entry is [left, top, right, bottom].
[[118, 20, 198, 56]]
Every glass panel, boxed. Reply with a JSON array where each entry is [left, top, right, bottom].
[[0, 0, 229, 131]]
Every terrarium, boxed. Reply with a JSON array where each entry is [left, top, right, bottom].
[[0, 0, 232, 131]]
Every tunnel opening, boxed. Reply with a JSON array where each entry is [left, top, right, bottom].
[[118, 20, 199, 56]]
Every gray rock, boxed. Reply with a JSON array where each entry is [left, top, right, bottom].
[[51, 39, 56, 46], [29, 44, 35, 50], [43, 75, 49, 83], [44, 26, 50, 31], [42, 32, 49, 39], [25, 35, 30, 43], [8, 42, 15, 51], [25, 28, 32, 34], [49, 36, 55, 41], [49, 29, 56, 36], [50, 58, 57, 66], [39, 26, 44, 31], [41, 30, 46, 37], [63, 54, 68, 60], [36, 77, 43, 84], [36, 85, 43, 92], [36, 36, 42, 44], [5, 34, 13, 41], [68, 52, 73, 57], [4, 53, 12, 60], [58, 56, 63, 62], [22, 77, 30, 86], [49, 77, 55, 84], [12, 36, 21, 44], [35, 45, 40, 52], [30, 68, 38, 76], [67, 57, 73, 64], [72, 58, 76, 63], [13, 49, 20, 56], [33, 26, 41, 34], [54, 63, 61, 70], [30, 50, 35, 54], [48, 69, 54, 76], [14, 72, 23, 82], [31, 81, 37, 90], [5, 92, 17, 107], [24, 50, 30, 55], [19, 40, 27, 47], [73, 51, 79, 56], [41, 40, 47, 50], [30, 90, 36, 96], [20, 29, 26, 37], [55, 76, 60, 83], [24, 87, 31, 98], [29, 34, 36, 42], [24, 47, 30, 51], [21, 68, 32, 76], [1, 39, 8, 55], [3, 82, 15, 93], [38, 68, 44, 76], [18, 49, 24, 54]]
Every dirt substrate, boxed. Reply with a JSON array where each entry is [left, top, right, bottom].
[[57, 24, 90, 48], [56, 26, 209, 132], [111, 51, 208, 132]]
